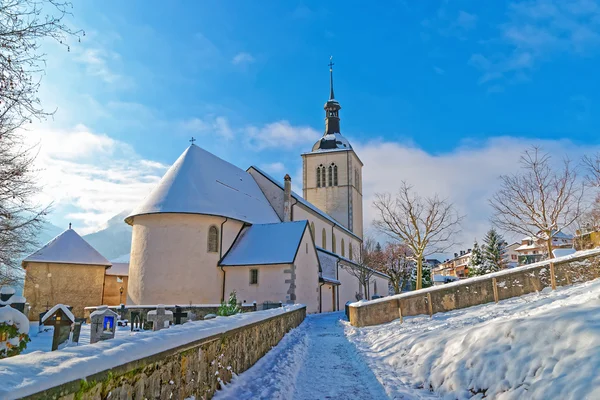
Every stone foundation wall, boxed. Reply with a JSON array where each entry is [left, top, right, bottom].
[[21, 306, 306, 400], [349, 251, 600, 327]]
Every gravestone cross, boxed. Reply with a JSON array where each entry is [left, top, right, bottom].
[[41, 305, 74, 351], [173, 305, 188, 325], [90, 305, 118, 344], [147, 305, 173, 331]]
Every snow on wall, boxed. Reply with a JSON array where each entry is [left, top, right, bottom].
[[346, 279, 600, 399], [0, 305, 305, 399]]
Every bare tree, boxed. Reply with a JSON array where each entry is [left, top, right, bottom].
[[341, 238, 379, 300], [490, 147, 584, 260], [373, 182, 463, 290], [0, 0, 81, 285], [583, 153, 600, 187], [375, 243, 413, 294]]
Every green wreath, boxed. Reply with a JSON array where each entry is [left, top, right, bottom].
[[0, 322, 30, 359]]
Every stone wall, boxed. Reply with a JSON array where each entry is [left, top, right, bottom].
[[19, 306, 305, 400], [102, 275, 129, 306], [349, 250, 600, 327]]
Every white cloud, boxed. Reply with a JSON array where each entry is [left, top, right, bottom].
[[355, 136, 599, 256], [26, 125, 168, 234], [471, 0, 600, 86], [260, 162, 286, 175], [76, 48, 123, 84], [232, 52, 255, 65], [245, 120, 319, 150], [181, 116, 234, 140]]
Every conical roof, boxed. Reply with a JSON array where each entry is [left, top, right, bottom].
[[22, 228, 111, 267], [126, 145, 280, 225]]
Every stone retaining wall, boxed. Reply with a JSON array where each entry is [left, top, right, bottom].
[[349, 250, 600, 327], [21, 306, 306, 400]]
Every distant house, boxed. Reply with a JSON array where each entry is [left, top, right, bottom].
[[504, 242, 520, 268], [515, 231, 573, 265], [432, 250, 472, 278]]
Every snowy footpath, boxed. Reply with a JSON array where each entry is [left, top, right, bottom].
[[215, 312, 430, 400]]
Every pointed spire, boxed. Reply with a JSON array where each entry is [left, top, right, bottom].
[[328, 56, 335, 100]]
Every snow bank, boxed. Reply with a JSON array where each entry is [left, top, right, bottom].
[[351, 248, 600, 308], [0, 304, 304, 400], [346, 279, 600, 399]]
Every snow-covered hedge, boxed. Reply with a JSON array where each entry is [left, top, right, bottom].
[[0, 307, 30, 359]]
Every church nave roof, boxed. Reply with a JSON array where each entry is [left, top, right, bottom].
[[126, 144, 280, 225]]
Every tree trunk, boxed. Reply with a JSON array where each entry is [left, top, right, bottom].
[[416, 257, 423, 290], [393, 280, 400, 294], [546, 237, 554, 260]]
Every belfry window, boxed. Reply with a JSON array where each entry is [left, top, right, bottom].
[[333, 164, 338, 186], [321, 166, 326, 188], [332, 232, 336, 253], [328, 165, 333, 186], [208, 226, 219, 253], [316, 166, 322, 187]]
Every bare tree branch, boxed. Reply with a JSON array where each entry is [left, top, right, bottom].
[[373, 181, 463, 290], [489, 147, 584, 260]]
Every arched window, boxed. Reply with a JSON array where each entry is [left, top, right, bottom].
[[333, 164, 338, 186], [322, 228, 327, 249], [341, 239, 345, 257], [208, 226, 219, 253], [310, 222, 315, 238], [316, 166, 321, 188], [321, 166, 326, 188], [328, 165, 333, 186], [349, 244, 353, 260], [332, 232, 336, 253]]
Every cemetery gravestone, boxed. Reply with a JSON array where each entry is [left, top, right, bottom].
[[41, 304, 75, 351], [71, 322, 82, 344], [90, 306, 118, 344], [173, 305, 188, 325], [147, 305, 173, 331], [130, 311, 143, 332], [0, 286, 27, 313]]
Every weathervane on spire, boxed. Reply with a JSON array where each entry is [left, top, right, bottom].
[[328, 56, 335, 100]]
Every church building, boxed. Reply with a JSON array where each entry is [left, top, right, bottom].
[[125, 64, 389, 313]]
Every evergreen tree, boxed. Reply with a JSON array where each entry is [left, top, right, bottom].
[[217, 291, 241, 316], [482, 228, 506, 273], [468, 240, 484, 276], [411, 259, 433, 289], [375, 242, 382, 253]]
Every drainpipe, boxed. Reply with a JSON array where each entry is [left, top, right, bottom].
[[219, 217, 228, 303], [336, 259, 340, 311], [319, 282, 325, 313]]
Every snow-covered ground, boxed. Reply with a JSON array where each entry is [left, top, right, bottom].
[[215, 312, 427, 400], [23, 322, 132, 354], [345, 278, 600, 400]]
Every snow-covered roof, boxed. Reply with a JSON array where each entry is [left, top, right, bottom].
[[22, 228, 111, 267], [310, 132, 353, 152], [0, 287, 15, 296], [248, 166, 361, 241], [315, 247, 390, 279], [553, 248, 576, 258], [126, 145, 280, 225], [41, 304, 75, 324], [105, 262, 129, 276], [220, 221, 308, 266]]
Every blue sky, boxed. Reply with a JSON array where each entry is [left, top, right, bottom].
[[31, 0, 600, 246]]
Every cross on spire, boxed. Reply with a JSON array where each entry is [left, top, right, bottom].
[[68, 222, 71, 230], [328, 56, 335, 100], [189, 137, 196, 145]]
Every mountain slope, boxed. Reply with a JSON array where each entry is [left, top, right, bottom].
[[82, 211, 132, 261]]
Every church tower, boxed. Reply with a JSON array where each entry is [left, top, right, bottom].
[[301, 58, 363, 239]]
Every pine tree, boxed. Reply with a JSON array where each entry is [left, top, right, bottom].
[[375, 242, 382, 253], [482, 228, 506, 273], [217, 291, 241, 316], [468, 240, 484, 276], [411, 259, 433, 289]]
